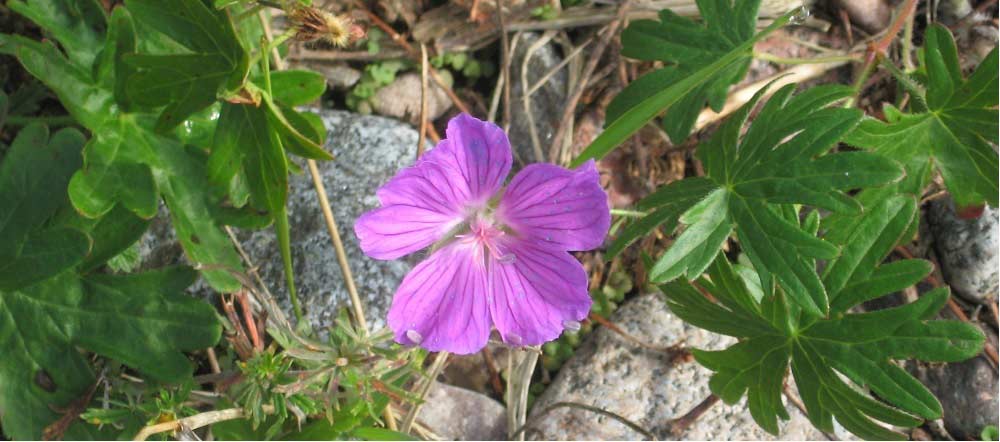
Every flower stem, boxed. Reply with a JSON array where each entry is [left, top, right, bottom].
[[753, 51, 861, 65], [401, 351, 450, 433], [610, 209, 648, 218]]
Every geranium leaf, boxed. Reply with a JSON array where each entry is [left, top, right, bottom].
[[263, 69, 328, 107], [609, 0, 761, 142], [665, 251, 985, 440], [0, 268, 221, 440], [122, 0, 249, 132], [846, 25, 999, 211], [649, 84, 903, 316], [570, 6, 797, 167]]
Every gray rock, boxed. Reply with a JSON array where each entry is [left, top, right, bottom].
[[508, 32, 567, 165], [528, 294, 841, 441], [299, 62, 362, 90], [417, 382, 507, 440], [371, 73, 452, 125], [139, 110, 424, 333], [925, 198, 999, 303], [907, 325, 999, 440]]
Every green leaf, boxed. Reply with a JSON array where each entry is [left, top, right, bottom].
[[845, 25, 999, 210], [0, 125, 92, 291], [607, 177, 718, 259], [570, 7, 796, 168], [351, 427, 420, 441], [1, 34, 114, 129], [6, 3, 245, 291], [665, 250, 986, 440], [123, 0, 249, 132], [266, 97, 333, 160], [7, 0, 107, 69], [649, 188, 730, 282], [264, 69, 328, 106], [647, 84, 902, 316], [209, 102, 289, 213], [0, 268, 221, 440], [69, 119, 159, 219], [823, 194, 918, 312], [609, 0, 761, 142]]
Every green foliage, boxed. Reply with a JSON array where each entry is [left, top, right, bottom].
[[346, 60, 408, 112], [618, 84, 903, 316], [660, 199, 984, 438], [2, 0, 331, 297], [571, 4, 796, 167], [845, 25, 999, 211], [123, 0, 249, 132], [0, 124, 221, 440], [608, 0, 761, 143], [432, 52, 495, 80], [983, 425, 1000, 441]]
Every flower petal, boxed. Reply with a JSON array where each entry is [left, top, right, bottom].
[[354, 204, 462, 260], [488, 239, 591, 346], [497, 159, 610, 251], [355, 114, 513, 260], [440, 113, 513, 204], [388, 243, 492, 354]]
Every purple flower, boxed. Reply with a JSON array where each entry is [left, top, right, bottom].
[[354, 113, 610, 354]]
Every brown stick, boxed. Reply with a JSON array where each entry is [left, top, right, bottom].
[[661, 394, 720, 438], [496, 0, 511, 130], [589, 312, 691, 360], [547, 0, 633, 163], [481, 348, 505, 396], [357, 4, 471, 115], [418, 43, 430, 159]]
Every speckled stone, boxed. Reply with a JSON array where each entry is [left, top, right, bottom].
[[908, 325, 999, 440], [925, 198, 999, 303], [507, 32, 567, 165], [139, 110, 423, 333], [417, 382, 507, 440], [528, 294, 847, 441]]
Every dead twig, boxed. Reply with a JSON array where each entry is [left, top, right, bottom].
[[357, 3, 471, 115], [588, 312, 691, 361], [657, 394, 719, 438], [511, 401, 657, 440], [548, 0, 632, 163], [417, 43, 430, 159], [401, 351, 450, 433], [133, 406, 274, 441], [497, 0, 511, 130]]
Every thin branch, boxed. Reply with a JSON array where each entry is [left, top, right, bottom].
[[588, 312, 691, 359], [511, 401, 657, 440], [497, 0, 511, 131], [417, 43, 430, 159], [401, 351, 450, 433], [133, 406, 273, 441], [657, 394, 719, 438], [547, 0, 632, 163], [357, 3, 471, 115]]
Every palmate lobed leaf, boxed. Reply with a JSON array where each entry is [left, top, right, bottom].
[[0, 124, 222, 440], [845, 25, 999, 212], [0, 268, 222, 440], [122, 0, 250, 132], [662, 192, 985, 440], [635, 83, 903, 316], [608, 0, 761, 142]]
